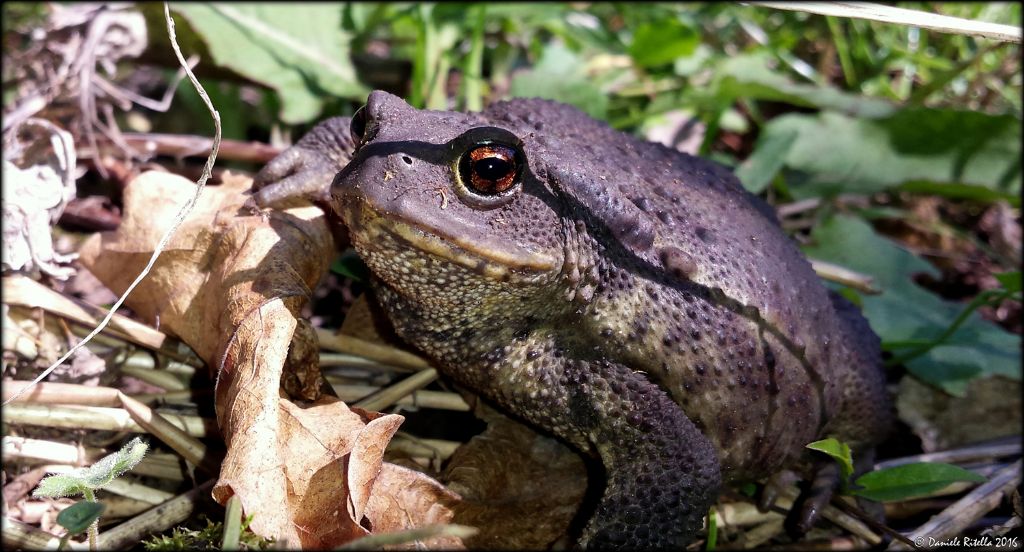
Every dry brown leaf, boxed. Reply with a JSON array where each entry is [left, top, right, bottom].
[[444, 402, 587, 549], [77, 171, 462, 548], [365, 464, 464, 549], [78, 171, 329, 398]]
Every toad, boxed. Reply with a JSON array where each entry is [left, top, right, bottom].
[[252, 91, 892, 548]]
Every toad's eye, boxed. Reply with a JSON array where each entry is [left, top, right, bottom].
[[458, 143, 523, 196]]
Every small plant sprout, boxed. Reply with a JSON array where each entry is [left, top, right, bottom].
[[33, 437, 149, 550]]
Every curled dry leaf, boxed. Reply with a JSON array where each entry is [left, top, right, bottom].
[[78, 171, 462, 548]]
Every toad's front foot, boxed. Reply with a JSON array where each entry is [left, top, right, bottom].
[[252, 116, 355, 207]]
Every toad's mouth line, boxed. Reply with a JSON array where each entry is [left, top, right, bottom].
[[341, 198, 560, 281]]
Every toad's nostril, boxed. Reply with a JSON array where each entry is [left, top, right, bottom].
[[350, 106, 367, 144], [402, 155, 413, 165]]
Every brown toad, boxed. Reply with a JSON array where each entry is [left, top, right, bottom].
[[253, 91, 892, 548]]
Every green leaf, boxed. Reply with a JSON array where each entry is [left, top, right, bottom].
[[806, 438, 854, 482], [738, 482, 758, 497], [713, 53, 896, 118], [904, 356, 981, 397], [628, 19, 698, 68], [764, 109, 1021, 199], [898, 181, 1020, 206], [801, 215, 1021, 394], [331, 250, 369, 282], [852, 462, 985, 502], [172, 4, 367, 124], [56, 501, 106, 536], [33, 474, 88, 498], [734, 125, 798, 193], [995, 271, 1022, 294], [509, 44, 609, 120], [38, 437, 151, 494], [80, 437, 148, 489]]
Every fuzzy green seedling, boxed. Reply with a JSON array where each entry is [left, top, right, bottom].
[[34, 437, 149, 550]]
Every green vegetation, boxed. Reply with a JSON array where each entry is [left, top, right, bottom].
[[142, 516, 273, 551]]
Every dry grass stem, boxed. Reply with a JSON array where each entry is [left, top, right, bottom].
[[96, 479, 215, 549], [2, 381, 121, 406], [130, 389, 206, 405], [3, 436, 103, 465], [3, 436, 187, 481], [774, 484, 882, 546], [316, 329, 432, 371], [120, 353, 200, 377], [100, 478, 176, 505], [319, 352, 412, 372], [2, 403, 216, 437], [96, 496, 154, 521], [809, 259, 881, 295], [737, 518, 785, 549], [2, 516, 87, 550], [2, 276, 175, 357], [751, 2, 1022, 43], [715, 501, 785, 528], [353, 368, 439, 411], [875, 441, 1021, 469], [118, 365, 189, 391], [334, 523, 478, 550], [326, 379, 470, 411], [892, 459, 1023, 550], [118, 392, 220, 473], [387, 434, 462, 461]]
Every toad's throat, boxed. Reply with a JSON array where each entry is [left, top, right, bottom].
[[342, 198, 559, 280]]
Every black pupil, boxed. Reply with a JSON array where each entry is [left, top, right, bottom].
[[458, 141, 522, 197], [476, 157, 512, 180]]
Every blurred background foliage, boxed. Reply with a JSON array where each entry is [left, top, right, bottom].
[[3, 2, 1020, 397]]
